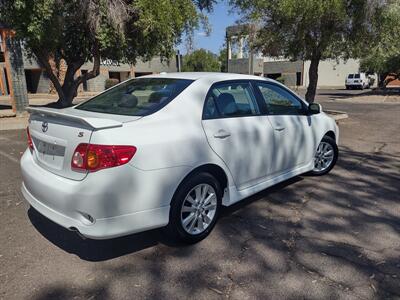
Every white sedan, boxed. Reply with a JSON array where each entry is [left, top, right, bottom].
[[21, 73, 339, 243]]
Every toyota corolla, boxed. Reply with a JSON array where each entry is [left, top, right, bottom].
[[21, 73, 339, 243]]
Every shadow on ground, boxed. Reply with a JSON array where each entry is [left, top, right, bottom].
[[28, 208, 186, 261]]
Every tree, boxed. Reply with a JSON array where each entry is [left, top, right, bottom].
[[218, 47, 227, 72], [182, 48, 220, 72], [0, 0, 214, 107], [229, 0, 382, 102], [360, 2, 400, 87], [218, 46, 237, 72]]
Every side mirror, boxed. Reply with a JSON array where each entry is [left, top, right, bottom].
[[308, 103, 321, 115]]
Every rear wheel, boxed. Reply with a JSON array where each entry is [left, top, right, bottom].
[[309, 136, 338, 176], [166, 172, 222, 243]]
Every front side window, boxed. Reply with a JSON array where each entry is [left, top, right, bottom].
[[255, 82, 306, 115], [354, 74, 361, 79], [76, 78, 193, 116], [203, 82, 259, 119]]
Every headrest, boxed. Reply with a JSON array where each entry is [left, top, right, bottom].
[[118, 93, 138, 108], [216, 93, 238, 116], [148, 91, 170, 103]]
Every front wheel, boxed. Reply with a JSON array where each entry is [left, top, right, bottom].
[[309, 136, 338, 176], [165, 172, 222, 244]]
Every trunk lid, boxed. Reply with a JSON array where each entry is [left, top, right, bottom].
[[27, 107, 141, 180]]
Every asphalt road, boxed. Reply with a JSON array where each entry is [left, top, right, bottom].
[[0, 90, 399, 299]]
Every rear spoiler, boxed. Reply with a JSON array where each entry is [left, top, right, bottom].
[[27, 107, 123, 130]]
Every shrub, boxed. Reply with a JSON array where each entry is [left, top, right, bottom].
[[276, 76, 285, 84], [105, 78, 119, 89]]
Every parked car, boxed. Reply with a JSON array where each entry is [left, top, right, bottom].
[[21, 73, 339, 243], [345, 73, 370, 90]]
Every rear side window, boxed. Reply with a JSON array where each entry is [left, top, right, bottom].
[[76, 78, 193, 116], [203, 82, 259, 119], [348, 74, 354, 79], [254, 82, 306, 115]]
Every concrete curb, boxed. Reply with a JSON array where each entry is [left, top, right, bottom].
[[0, 109, 16, 118], [325, 110, 349, 121], [0, 115, 28, 131]]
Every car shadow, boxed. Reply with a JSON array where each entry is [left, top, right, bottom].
[[27, 176, 303, 262], [28, 208, 178, 261]]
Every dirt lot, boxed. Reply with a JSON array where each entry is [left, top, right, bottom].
[[0, 90, 399, 299]]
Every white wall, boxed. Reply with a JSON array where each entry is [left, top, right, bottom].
[[303, 59, 360, 87]]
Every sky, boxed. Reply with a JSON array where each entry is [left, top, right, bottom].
[[177, 1, 241, 55]]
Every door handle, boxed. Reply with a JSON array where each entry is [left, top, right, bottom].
[[275, 127, 285, 131], [214, 129, 231, 139]]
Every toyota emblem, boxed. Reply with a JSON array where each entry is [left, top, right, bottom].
[[41, 121, 48, 133]]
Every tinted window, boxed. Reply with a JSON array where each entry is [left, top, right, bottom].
[[348, 74, 354, 79], [354, 74, 360, 78], [203, 82, 259, 119], [255, 82, 306, 115], [76, 78, 193, 116]]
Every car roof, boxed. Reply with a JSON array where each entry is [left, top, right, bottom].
[[140, 72, 272, 82]]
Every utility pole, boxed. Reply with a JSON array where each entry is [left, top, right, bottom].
[[226, 32, 231, 73]]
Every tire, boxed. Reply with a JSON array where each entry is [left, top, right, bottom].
[[165, 172, 222, 244], [309, 135, 338, 176]]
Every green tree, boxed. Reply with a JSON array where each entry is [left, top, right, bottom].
[[0, 0, 214, 107], [218, 46, 237, 72], [218, 47, 227, 72], [229, 0, 382, 102], [182, 48, 220, 72], [360, 2, 400, 87]]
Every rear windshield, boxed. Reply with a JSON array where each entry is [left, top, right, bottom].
[[76, 78, 193, 116], [348, 74, 354, 79]]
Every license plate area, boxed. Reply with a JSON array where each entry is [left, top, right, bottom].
[[33, 137, 66, 170]]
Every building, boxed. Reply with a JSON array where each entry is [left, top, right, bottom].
[[0, 27, 180, 97], [226, 25, 370, 88], [14, 53, 180, 95]]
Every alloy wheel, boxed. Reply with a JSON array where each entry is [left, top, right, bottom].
[[313, 141, 334, 172], [180, 183, 217, 235]]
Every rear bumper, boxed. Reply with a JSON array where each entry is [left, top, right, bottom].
[[20, 149, 182, 239], [22, 182, 169, 239], [346, 83, 364, 87]]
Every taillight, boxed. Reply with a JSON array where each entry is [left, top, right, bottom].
[[27, 127, 34, 151], [71, 143, 136, 172]]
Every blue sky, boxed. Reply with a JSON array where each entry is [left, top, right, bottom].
[[178, 2, 241, 54]]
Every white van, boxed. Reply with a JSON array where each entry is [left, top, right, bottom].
[[345, 73, 370, 90]]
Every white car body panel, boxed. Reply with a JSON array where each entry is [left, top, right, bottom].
[[20, 72, 339, 239]]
